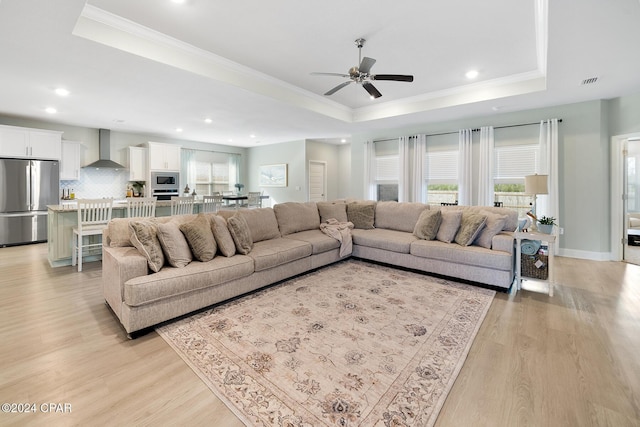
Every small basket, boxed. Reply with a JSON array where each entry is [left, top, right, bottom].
[[521, 253, 548, 280]]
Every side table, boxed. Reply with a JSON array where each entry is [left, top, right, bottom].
[[515, 230, 556, 296]]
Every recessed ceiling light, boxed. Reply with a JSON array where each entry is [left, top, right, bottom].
[[250, 134, 256, 138], [204, 118, 212, 124], [341, 139, 347, 143], [45, 107, 57, 114], [171, 0, 186, 4], [55, 88, 69, 96], [465, 70, 479, 79], [176, 127, 183, 132], [228, 139, 233, 143]]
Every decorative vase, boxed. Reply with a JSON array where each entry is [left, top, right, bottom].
[[537, 223, 554, 234]]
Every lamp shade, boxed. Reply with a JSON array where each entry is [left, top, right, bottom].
[[525, 174, 548, 195]]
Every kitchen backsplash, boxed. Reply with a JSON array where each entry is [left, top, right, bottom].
[[60, 168, 131, 200]]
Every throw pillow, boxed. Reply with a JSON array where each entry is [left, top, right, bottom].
[[454, 212, 487, 246], [317, 201, 348, 223], [156, 221, 192, 268], [347, 201, 376, 229], [129, 219, 165, 272], [474, 211, 508, 249], [227, 213, 253, 255], [436, 210, 463, 243], [108, 218, 134, 247], [180, 214, 216, 262], [211, 215, 236, 257], [413, 209, 442, 240]]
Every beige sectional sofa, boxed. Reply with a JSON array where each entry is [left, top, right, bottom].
[[102, 201, 517, 336]]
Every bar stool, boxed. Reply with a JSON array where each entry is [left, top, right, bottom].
[[72, 198, 113, 272], [126, 197, 157, 217], [171, 196, 194, 215], [246, 192, 262, 208]]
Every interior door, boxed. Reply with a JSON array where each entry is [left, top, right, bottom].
[[309, 161, 326, 202], [624, 139, 640, 265]]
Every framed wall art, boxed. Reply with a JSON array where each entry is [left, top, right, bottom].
[[259, 163, 288, 187]]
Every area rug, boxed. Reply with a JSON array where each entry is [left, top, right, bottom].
[[157, 260, 495, 426]]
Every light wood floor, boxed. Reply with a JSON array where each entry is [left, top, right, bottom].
[[1, 244, 639, 426]]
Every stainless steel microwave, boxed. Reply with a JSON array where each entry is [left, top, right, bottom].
[[150, 171, 179, 189]]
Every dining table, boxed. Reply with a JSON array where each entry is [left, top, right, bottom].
[[222, 194, 269, 209]]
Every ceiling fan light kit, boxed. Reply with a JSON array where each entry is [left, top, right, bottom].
[[312, 38, 414, 99]]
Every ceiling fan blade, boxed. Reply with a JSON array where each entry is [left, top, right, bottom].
[[362, 82, 382, 98], [359, 57, 376, 74], [324, 81, 352, 96], [311, 72, 350, 78], [372, 74, 414, 82]]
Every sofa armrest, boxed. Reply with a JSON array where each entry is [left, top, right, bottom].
[[492, 232, 514, 255], [103, 246, 148, 319]]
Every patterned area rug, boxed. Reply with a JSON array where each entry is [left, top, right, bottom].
[[157, 260, 495, 426]]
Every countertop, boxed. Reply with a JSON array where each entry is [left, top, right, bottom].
[[47, 199, 201, 212]]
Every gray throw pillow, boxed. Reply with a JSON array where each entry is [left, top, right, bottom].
[[211, 215, 236, 257], [436, 210, 463, 243], [317, 201, 348, 223], [347, 201, 376, 229], [156, 221, 192, 267], [180, 214, 216, 262], [474, 211, 508, 249], [454, 212, 487, 246], [413, 209, 442, 240], [129, 219, 165, 272], [227, 214, 253, 255]]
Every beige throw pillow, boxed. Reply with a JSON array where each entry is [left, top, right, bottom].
[[317, 201, 348, 223], [436, 210, 463, 243], [227, 214, 253, 255], [156, 221, 192, 268], [129, 219, 165, 273], [454, 212, 487, 246], [211, 215, 236, 257], [474, 211, 508, 249], [180, 214, 216, 262], [347, 201, 376, 229], [413, 209, 442, 240]]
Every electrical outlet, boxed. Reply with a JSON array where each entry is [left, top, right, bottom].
[[559, 227, 564, 235]]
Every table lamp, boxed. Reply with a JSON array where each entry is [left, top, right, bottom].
[[525, 174, 548, 231]]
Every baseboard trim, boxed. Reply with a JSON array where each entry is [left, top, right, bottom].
[[557, 248, 611, 261]]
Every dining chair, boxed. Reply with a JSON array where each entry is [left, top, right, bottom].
[[246, 191, 262, 209], [72, 198, 113, 272], [126, 197, 157, 217], [171, 196, 194, 215], [202, 195, 224, 213]]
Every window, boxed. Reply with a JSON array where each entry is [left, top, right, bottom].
[[183, 150, 239, 196], [425, 149, 459, 205], [375, 155, 399, 201]]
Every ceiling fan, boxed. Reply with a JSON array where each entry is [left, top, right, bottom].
[[311, 38, 414, 99]]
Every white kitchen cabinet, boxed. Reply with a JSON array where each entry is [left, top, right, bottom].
[[0, 124, 62, 159], [146, 141, 181, 171], [60, 140, 82, 180], [128, 146, 147, 181]]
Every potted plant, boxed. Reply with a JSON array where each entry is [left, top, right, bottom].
[[537, 216, 556, 234], [234, 183, 245, 194]]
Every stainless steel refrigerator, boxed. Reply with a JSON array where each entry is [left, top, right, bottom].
[[0, 158, 59, 246]]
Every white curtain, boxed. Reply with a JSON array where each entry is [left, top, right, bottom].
[[413, 134, 426, 203], [181, 148, 197, 193], [229, 154, 240, 189], [477, 126, 495, 206], [538, 119, 559, 250], [363, 140, 377, 200], [398, 136, 410, 202], [458, 129, 473, 205]]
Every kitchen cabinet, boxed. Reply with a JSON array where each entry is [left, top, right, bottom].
[[147, 142, 181, 171], [60, 140, 82, 180], [0, 124, 62, 159], [128, 146, 147, 181]]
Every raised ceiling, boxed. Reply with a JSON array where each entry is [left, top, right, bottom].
[[0, 0, 639, 146]]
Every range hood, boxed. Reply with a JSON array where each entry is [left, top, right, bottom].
[[84, 129, 126, 169]]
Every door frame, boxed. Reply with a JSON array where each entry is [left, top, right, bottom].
[[611, 132, 640, 261], [308, 160, 327, 202]]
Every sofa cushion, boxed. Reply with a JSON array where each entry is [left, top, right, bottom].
[[227, 214, 253, 255], [180, 214, 216, 262], [156, 221, 192, 268], [454, 212, 487, 246], [352, 228, 418, 254], [317, 201, 348, 223], [347, 201, 376, 229], [283, 229, 341, 254], [274, 202, 320, 235], [248, 238, 312, 272], [129, 219, 165, 273], [375, 201, 428, 232], [108, 218, 135, 247], [436, 210, 463, 243], [238, 208, 281, 242], [124, 255, 254, 306], [413, 209, 442, 240], [211, 215, 236, 257], [410, 240, 512, 271], [474, 211, 508, 249]]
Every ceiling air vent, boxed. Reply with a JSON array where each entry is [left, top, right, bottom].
[[581, 77, 599, 85]]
